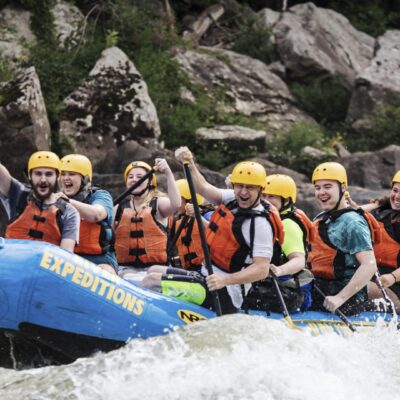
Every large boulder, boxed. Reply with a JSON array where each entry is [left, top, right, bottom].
[[59, 46, 161, 170], [340, 145, 400, 190], [175, 47, 312, 131], [0, 67, 50, 180], [196, 125, 267, 152], [347, 30, 400, 127], [269, 2, 374, 83]]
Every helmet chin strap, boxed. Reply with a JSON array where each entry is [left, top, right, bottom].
[[280, 198, 293, 213], [331, 182, 345, 212], [131, 179, 152, 198], [247, 188, 262, 210]]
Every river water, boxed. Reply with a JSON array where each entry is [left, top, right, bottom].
[[0, 314, 399, 400]]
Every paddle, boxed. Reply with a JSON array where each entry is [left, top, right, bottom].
[[270, 271, 301, 331], [374, 272, 395, 313], [167, 214, 191, 259], [313, 284, 357, 333], [113, 167, 157, 206], [183, 161, 222, 316]]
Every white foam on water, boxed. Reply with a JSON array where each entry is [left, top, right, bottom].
[[1, 315, 399, 400]]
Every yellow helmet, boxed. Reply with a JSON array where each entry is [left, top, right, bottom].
[[312, 162, 347, 186], [60, 154, 92, 181], [28, 151, 60, 174], [392, 170, 400, 185], [176, 179, 203, 205], [263, 174, 297, 203], [230, 161, 266, 188], [124, 161, 157, 188]]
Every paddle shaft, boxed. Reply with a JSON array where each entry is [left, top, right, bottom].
[[113, 168, 156, 205], [313, 284, 357, 332], [167, 214, 191, 255], [270, 272, 300, 330], [183, 162, 222, 316]]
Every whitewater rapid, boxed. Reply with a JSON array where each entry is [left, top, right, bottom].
[[1, 314, 399, 400]]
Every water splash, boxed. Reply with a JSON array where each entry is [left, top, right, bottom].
[[1, 315, 399, 400]]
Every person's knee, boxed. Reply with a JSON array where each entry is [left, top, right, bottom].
[[141, 272, 161, 290], [98, 263, 117, 275], [147, 265, 167, 274]]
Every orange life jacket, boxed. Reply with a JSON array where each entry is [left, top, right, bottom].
[[172, 215, 204, 270], [114, 197, 168, 267], [73, 188, 114, 255], [272, 206, 314, 266], [308, 208, 381, 280], [5, 197, 65, 245], [205, 200, 284, 273], [371, 207, 400, 269]]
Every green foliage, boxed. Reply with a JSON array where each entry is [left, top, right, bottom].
[[231, 20, 277, 65], [346, 103, 400, 152], [323, 0, 397, 37], [8, 0, 57, 44], [196, 140, 258, 171], [289, 77, 351, 131], [28, 37, 104, 151], [267, 122, 333, 175], [105, 30, 119, 48], [0, 59, 14, 83]]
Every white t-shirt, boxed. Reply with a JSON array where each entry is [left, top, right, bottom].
[[202, 189, 274, 308], [220, 189, 273, 261]]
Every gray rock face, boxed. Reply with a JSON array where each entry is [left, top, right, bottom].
[[59, 47, 161, 168], [0, 5, 34, 61], [0, 67, 50, 180], [0, 1, 84, 61], [53, 0, 84, 47], [340, 145, 400, 190], [196, 125, 267, 151], [347, 30, 400, 125], [271, 2, 374, 82], [175, 47, 312, 130]]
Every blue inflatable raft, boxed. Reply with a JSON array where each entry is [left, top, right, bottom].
[[0, 239, 396, 369]]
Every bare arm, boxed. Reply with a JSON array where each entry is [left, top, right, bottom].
[[271, 252, 306, 277], [175, 146, 222, 205], [69, 199, 107, 223], [325, 250, 377, 312], [60, 238, 76, 252], [206, 256, 270, 290], [0, 163, 12, 197], [155, 158, 181, 218]]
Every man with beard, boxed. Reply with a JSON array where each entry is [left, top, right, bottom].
[[0, 151, 79, 251], [142, 146, 283, 314]]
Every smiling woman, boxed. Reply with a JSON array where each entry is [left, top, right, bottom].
[[367, 170, 400, 311], [60, 154, 118, 274], [113, 158, 181, 277]]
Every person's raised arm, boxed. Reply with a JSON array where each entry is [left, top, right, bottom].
[[0, 162, 12, 197], [156, 158, 181, 218], [175, 146, 222, 205]]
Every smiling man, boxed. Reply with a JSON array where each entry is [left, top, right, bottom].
[[308, 162, 378, 315], [0, 151, 79, 252], [142, 146, 283, 314]]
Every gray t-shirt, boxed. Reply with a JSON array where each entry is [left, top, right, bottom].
[[8, 178, 80, 243]]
